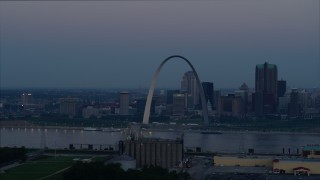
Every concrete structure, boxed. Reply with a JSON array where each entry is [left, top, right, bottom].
[[59, 97, 78, 117], [124, 138, 183, 169], [255, 62, 278, 115], [119, 92, 129, 115], [143, 55, 208, 125]]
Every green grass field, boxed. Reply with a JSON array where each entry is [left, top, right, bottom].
[[0, 156, 74, 180]]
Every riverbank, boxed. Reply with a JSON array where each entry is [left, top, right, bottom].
[[1, 119, 320, 134], [1, 125, 320, 136]]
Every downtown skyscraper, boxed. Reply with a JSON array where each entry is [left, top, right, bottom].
[[181, 71, 199, 108], [119, 91, 129, 115], [201, 82, 214, 111], [254, 62, 278, 115]]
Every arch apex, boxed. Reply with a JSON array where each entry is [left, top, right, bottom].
[[143, 55, 209, 125]]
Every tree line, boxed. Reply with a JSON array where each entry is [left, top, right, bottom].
[[0, 147, 27, 165], [64, 162, 190, 180]]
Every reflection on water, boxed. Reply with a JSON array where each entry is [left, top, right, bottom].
[[1, 128, 320, 153]]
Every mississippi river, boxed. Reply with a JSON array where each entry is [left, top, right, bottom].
[[1, 127, 319, 154]]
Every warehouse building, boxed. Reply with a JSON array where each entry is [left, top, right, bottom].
[[214, 155, 320, 175], [273, 158, 320, 175]]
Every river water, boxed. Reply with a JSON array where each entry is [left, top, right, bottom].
[[1, 127, 319, 154]]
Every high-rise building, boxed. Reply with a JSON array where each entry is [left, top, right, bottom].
[[288, 89, 301, 117], [299, 90, 308, 113], [278, 96, 290, 114], [235, 90, 248, 114], [278, 80, 287, 97], [214, 90, 221, 110], [217, 95, 233, 116], [59, 98, 79, 117], [232, 96, 244, 117], [166, 90, 180, 105], [217, 94, 244, 117], [236, 83, 249, 113], [181, 71, 199, 108], [254, 62, 278, 115], [119, 92, 129, 115], [201, 82, 214, 111], [172, 93, 185, 116], [21, 93, 33, 106]]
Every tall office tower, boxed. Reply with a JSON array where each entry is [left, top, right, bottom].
[[277, 80, 287, 97], [299, 90, 308, 113], [166, 90, 180, 105], [217, 94, 244, 117], [217, 94, 234, 116], [172, 93, 185, 116], [119, 92, 129, 115], [21, 93, 33, 106], [59, 98, 79, 117], [201, 82, 214, 111], [181, 71, 199, 108], [254, 62, 278, 115], [237, 83, 249, 113], [288, 89, 300, 117], [214, 90, 221, 110]]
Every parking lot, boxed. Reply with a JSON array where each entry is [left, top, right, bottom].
[[184, 156, 213, 180]]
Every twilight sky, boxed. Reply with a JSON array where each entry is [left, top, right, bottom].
[[0, 0, 319, 89]]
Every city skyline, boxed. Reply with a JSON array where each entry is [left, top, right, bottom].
[[1, 1, 320, 179], [0, 1, 319, 89]]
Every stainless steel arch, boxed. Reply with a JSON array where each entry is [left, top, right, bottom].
[[143, 55, 209, 125]]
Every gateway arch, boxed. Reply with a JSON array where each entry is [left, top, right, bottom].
[[143, 55, 209, 125]]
